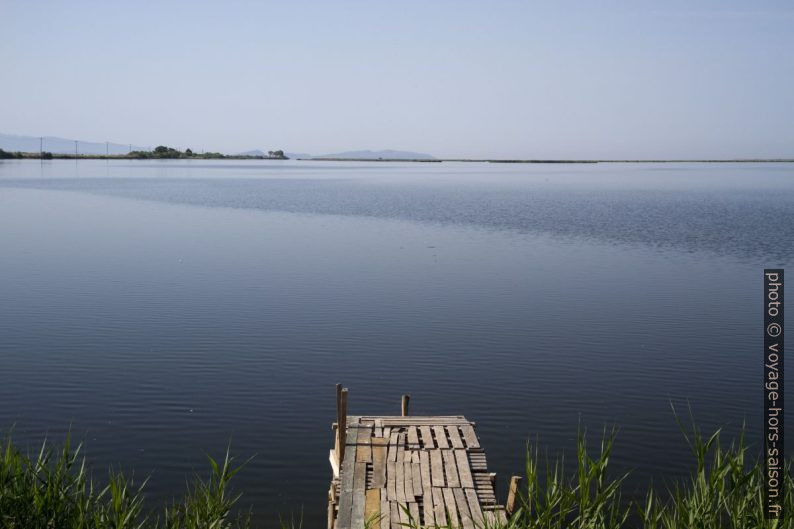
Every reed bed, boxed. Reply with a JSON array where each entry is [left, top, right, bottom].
[[1, 421, 791, 529]]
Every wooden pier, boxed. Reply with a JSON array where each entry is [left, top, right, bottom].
[[328, 386, 514, 529]]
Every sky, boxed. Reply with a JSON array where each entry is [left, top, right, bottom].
[[2, 0, 793, 159]]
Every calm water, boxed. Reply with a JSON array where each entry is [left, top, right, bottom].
[[0, 160, 792, 526]]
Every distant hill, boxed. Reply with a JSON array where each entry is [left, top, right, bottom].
[[313, 149, 435, 160], [237, 149, 267, 156], [0, 133, 148, 155]]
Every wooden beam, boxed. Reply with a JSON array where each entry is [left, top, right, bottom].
[[401, 395, 410, 416], [506, 475, 522, 515], [338, 388, 348, 464]]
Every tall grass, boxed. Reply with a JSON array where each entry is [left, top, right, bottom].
[[1, 422, 791, 529], [0, 435, 250, 528]]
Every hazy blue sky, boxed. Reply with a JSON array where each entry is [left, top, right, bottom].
[[2, 1, 793, 158]]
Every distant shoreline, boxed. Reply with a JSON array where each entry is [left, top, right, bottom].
[[2, 152, 793, 163]]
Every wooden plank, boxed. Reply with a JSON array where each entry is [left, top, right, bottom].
[[454, 450, 475, 489], [395, 459, 406, 504], [422, 491, 435, 528], [443, 450, 461, 488], [419, 451, 432, 496], [336, 420, 359, 529], [447, 426, 465, 449], [460, 425, 480, 449], [454, 488, 474, 529], [386, 461, 397, 501], [411, 462, 423, 495], [433, 426, 450, 449], [407, 426, 420, 447], [390, 502, 401, 529], [442, 488, 460, 528], [351, 462, 367, 529], [464, 489, 484, 527], [430, 450, 445, 487], [377, 418, 470, 426], [365, 488, 381, 526], [396, 433, 405, 464], [419, 425, 435, 449], [432, 487, 447, 526], [380, 489, 391, 529], [372, 437, 388, 488], [398, 501, 410, 527], [388, 431, 399, 463], [403, 461, 415, 500], [408, 502, 420, 526], [356, 422, 373, 462]]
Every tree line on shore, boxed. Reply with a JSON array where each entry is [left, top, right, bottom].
[[0, 146, 288, 160]]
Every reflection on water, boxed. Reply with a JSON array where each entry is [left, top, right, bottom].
[[0, 160, 791, 526]]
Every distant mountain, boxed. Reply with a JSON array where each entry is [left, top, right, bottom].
[[313, 149, 435, 160], [0, 133, 148, 155]]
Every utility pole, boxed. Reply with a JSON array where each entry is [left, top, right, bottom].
[[106, 142, 109, 157], [39, 137, 43, 159], [74, 140, 78, 158]]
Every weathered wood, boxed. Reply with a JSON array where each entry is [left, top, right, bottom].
[[464, 489, 484, 527], [454, 488, 474, 529], [351, 462, 367, 529], [365, 488, 381, 525], [372, 437, 388, 488], [331, 409, 505, 529], [455, 450, 475, 489], [403, 461, 415, 499], [328, 482, 337, 529], [407, 426, 420, 447], [432, 487, 447, 526], [390, 502, 401, 529], [411, 462, 423, 495], [422, 490, 435, 528], [356, 422, 373, 462], [335, 384, 343, 466], [419, 451, 432, 495], [419, 425, 435, 449], [386, 460, 397, 501], [401, 395, 410, 416], [338, 389, 348, 464], [408, 502, 420, 526], [396, 433, 405, 464], [430, 450, 445, 487], [506, 475, 522, 515], [460, 425, 480, 448], [447, 426, 465, 449], [443, 450, 461, 488], [442, 488, 460, 528], [387, 430, 399, 462], [433, 425, 450, 449], [395, 460, 406, 504], [380, 490, 390, 529], [336, 418, 358, 529]]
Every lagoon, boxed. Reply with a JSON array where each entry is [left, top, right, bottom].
[[0, 160, 791, 526]]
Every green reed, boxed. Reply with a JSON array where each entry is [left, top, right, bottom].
[[1, 419, 791, 529], [0, 434, 249, 529]]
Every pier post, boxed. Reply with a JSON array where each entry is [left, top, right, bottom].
[[335, 384, 343, 463], [506, 475, 522, 515], [338, 388, 348, 464], [401, 394, 410, 416]]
